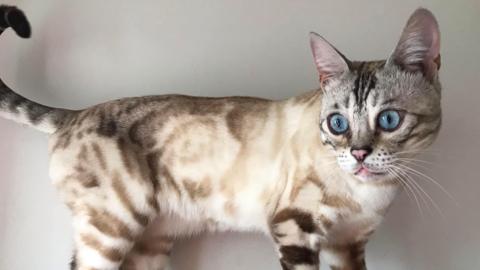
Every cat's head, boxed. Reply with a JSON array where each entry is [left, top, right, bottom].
[[312, 8, 441, 182]]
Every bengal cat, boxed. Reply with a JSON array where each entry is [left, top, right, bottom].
[[0, 5, 442, 270]]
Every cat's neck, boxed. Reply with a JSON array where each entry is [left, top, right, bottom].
[[281, 89, 329, 170], [281, 88, 324, 144]]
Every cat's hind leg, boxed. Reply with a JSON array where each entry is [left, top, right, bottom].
[[49, 128, 166, 269], [52, 142, 160, 269], [70, 201, 155, 270]]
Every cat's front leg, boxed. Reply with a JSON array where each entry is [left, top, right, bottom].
[[270, 208, 321, 270], [276, 244, 320, 270], [321, 241, 367, 270]]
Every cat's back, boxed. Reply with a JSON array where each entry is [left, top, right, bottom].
[[50, 94, 273, 149], [48, 93, 278, 185]]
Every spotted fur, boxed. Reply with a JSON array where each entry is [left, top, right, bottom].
[[0, 6, 442, 270]]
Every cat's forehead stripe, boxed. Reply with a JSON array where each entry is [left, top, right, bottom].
[[350, 61, 385, 110]]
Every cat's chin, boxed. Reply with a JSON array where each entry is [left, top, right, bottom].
[[354, 173, 389, 183]]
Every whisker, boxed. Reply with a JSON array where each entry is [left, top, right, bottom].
[[393, 150, 441, 156], [388, 167, 424, 218], [387, 168, 410, 197], [395, 159, 433, 171], [393, 166, 447, 220], [392, 166, 439, 216], [392, 166, 432, 214], [393, 157, 436, 166], [395, 149, 441, 153], [392, 167, 430, 216], [396, 163, 458, 206]]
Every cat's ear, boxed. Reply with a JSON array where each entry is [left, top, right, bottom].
[[389, 8, 441, 80], [310, 32, 350, 87]]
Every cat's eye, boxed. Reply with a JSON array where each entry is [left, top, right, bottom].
[[377, 110, 402, 131], [327, 113, 349, 135]]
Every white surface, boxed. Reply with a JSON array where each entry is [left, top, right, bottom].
[[0, 0, 479, 269]]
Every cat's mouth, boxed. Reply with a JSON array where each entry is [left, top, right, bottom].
[[354, 165, 386, 180]]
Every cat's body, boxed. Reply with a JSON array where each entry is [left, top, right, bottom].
[[50, 91, 397, 270], [0, 5, 442, 270]]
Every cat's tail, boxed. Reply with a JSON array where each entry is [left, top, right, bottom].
[[0, 5, 75, 134]]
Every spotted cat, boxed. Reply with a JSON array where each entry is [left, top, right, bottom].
[[0, 5, 441, 270]]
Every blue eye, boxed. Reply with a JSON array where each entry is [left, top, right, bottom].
[[328, 113, 349, 134], [378, 110, 402, 131]]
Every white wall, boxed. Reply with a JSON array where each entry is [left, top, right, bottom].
[[0, 0, 479, 269]]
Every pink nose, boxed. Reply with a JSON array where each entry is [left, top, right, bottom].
[[351, 147, 372, 161]]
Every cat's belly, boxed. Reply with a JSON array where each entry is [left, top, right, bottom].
[[142, 207, 268, 239], [155, 192, 275, 235]]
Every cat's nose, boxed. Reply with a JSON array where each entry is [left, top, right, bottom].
[[350, 146, 373, 162]]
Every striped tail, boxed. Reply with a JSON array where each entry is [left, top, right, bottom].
[[0, 5, 74, 134]]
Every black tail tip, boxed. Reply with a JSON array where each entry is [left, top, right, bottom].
[[0, 5, 31, 38]]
